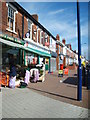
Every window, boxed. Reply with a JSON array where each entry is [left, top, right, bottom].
[[45, 33, 48, 43], [6, 3, 18, 33], [28, 19, 32, 39], [40, 31, 43, 44], [28, 20, 31, 31], [7, 6, 15, 30]]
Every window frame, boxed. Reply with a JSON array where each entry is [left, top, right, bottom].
[[6, 3, 18, 34], [28, 19, 32, 39]]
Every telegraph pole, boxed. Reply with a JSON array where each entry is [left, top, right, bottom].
[[77, 0, 82, 101]]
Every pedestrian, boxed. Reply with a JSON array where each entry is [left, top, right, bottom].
[[9, 57, 17, 88]]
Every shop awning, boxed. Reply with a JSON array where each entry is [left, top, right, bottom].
[[7, 49, 19, 55], [51, 51, 57, 58], [22, 46, 51, 57], [0, 38, 51, 57], [0, 38, 22, 48]]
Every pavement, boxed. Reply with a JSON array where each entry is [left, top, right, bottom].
[[0, 90, 2, 120], [28, 70, 90, 109], [1, 87, 89, 118]]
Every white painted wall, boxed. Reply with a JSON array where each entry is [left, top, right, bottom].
[[63, 46, 66, 55], [49, 37, 56, 52]]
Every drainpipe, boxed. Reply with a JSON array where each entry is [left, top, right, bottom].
[[22, 14, 24, 40], [22, 14, 25, 65]]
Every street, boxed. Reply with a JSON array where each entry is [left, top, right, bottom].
[[2, 87, 88, 118]]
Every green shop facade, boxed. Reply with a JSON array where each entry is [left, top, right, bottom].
[[0, 34, 51, 72]]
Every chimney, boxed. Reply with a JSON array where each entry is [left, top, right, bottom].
[[70, 44, 72, 50], [56, 34, 60, 41], [74, 50, 76, 53], [32, 14, 38, 21], [62, 39, 66, 45]]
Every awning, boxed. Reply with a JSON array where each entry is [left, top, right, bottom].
[[0, 38, 51, 57], [0, 38, 22, 48], [51, 51, 57, 58], [7, 49, 19, 55], [22, 46, 51, 57]]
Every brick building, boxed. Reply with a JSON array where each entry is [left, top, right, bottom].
[[56, 34, 78, 70], [0, 1, 57, 72]]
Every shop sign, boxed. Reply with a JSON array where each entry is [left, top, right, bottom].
[[25, 30, 30, 38], [0, 33, 24, 45]]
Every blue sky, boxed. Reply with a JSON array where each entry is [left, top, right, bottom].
[[18, 2, 88, 59]]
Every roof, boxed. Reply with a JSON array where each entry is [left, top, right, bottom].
[[10, 2, 56, 41]]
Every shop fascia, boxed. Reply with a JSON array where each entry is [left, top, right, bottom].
[[0, 33, 24, 45], [24, 38, 50, 54]]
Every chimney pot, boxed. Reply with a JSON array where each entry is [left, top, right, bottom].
[[32, 14, 38, 21], [56, 34, 60, 41], [62, 39, 66, 45]]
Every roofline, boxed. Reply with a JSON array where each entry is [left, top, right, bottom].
[[10, 2, 56, 41]]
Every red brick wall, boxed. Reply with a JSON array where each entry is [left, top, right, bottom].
[[2, 2, 8, 34], [56, 34, 60, 70], [1, 2, 28, 39], [1, 2, 51, 48], [24, 16, 28, 38], [16, 12, 22, 39], [0, 2, 2, 32]]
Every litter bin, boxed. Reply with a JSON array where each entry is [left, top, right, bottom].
[[60, 64, 63, 70], [82, 65, 86, 86], [77, 65, 86, 86]]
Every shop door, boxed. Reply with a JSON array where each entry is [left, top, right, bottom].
[[50, 58, 56, 72]]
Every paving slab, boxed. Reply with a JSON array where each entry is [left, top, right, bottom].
[[28, 70, 90, 109], [2, 87, 89, 118]]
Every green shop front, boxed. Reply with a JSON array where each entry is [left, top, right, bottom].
[[0, 34, 24, 67], [0, 34, 51, 73], [23, 39, 51, 72]]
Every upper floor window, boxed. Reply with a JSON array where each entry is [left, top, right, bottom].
[[45, 33, 48, 43], [28, 19, 32, 39], [7, 6, 15, 30], [6, 3, 18, 33], [28, 20, 31, 31], [40, 31, 43, 44]]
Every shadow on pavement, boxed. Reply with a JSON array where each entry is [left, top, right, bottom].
[[28, 87, 77, 101], [63, 77, 78, 85]]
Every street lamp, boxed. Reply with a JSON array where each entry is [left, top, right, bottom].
[[77, 0, 82, 101]]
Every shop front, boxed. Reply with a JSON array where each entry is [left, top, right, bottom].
[[0, 34, 25, 87], [50, 51, 57, 72], [0, 34, 24, 67], [23, 39, 51, 72]]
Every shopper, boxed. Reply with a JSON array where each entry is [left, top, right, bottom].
[[9, 57, 17, 88]]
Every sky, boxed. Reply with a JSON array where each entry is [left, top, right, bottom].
[[18, 1, 88, 59]]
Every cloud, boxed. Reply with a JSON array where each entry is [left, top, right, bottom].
[[48, 9, 65, 15]]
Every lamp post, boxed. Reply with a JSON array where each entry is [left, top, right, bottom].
[[77, 0, 82, 101]]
